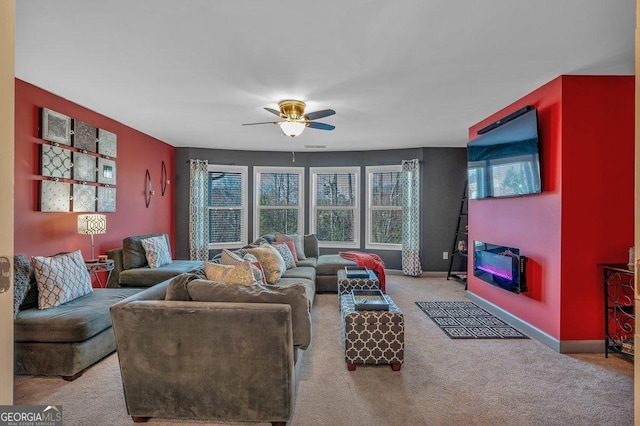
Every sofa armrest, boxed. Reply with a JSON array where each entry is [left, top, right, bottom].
[[106, 248, 124, 288], [110, 299, 295, 422]]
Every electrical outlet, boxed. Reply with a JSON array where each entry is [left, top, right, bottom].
[[443, 251, 448, 260]]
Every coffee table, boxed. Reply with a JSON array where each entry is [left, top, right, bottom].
[[340, 293, 404, 371]]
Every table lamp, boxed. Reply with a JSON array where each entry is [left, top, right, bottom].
[[77, 214, 107, 261]]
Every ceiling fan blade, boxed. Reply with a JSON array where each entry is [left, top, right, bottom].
[[305, 109, 336, 121], [308, 121, 335, 131], [264, 107, 282, 117], [242, 121, 279, 126]]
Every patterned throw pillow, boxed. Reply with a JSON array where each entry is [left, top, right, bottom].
[[273, 240, 298, 262], [13, 253, 34, 318], [247, 244, 286, 284], [272, 242, 296, 269], [275, 232, 306, 260], [141, 235, 172, 268], [203, 261, 257, 285], [32, 250, 93, 310]]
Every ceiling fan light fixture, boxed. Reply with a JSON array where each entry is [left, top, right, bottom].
[[279, 120, 306, 138]]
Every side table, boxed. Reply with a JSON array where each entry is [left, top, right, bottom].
[[85, 260, 114, 288], [340, 293, 404, 371]]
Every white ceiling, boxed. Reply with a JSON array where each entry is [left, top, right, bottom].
[[15, 1, 635, 152]]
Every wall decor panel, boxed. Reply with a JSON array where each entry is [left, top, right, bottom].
[[97, 157, 116, 185], [98, 128, 117, 158], [40, 144, 71, 178], [97, 186, 116, 212], [40, 180, 70, 212], [73, 119, 97, 152], [72, 184, 96, 212], [40, 108, 71, 145], [73, 151, 96, 182]]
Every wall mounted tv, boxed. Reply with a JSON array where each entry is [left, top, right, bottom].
[[467, 106, 541, 200]]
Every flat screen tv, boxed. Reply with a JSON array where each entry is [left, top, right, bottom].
[[467, 107, 541, 199]]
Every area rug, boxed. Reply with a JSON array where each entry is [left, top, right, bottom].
[[415, 301, 528, 339]]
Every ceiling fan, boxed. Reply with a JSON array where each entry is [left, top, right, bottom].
[[242, 100, 336, 138]]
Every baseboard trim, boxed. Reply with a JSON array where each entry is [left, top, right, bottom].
[[466, 293, 605, 354]]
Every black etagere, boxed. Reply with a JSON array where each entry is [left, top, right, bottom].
[[447, 180, 468, 287]]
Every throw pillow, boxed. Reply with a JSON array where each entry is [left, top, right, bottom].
[[13, 253, 34, 318], [141, 235, 172, 268], [273, 240, 298, 262], [304, 234, 320, 258], [220, 249, 266, 285], [203, 261, 257, 285], [275, 232, 306, 260], [242, 253, 267, 285], [247, 244, 286, 284], [122, 233, 170, 269], [220, 248, 244, 264], [272, 242, 296, 269], [32, 250, 93, 309]]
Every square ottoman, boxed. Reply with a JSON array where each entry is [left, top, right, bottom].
[[340, 293, 404, 371]]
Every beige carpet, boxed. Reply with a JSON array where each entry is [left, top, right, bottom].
[[14, 276, 634, 426]]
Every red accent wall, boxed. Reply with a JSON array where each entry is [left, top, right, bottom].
[[14, 79, 175, 262], [467, 75, 634, 342]]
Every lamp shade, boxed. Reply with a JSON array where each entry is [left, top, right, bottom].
[[77, 214, 107, 235], [279, 120, 306, 138]]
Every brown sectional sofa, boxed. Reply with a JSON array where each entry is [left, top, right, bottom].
[[109, 234, 358, 424]]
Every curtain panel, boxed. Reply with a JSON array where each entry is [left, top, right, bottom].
[[401, 159, 422, 276], [189, 159, 209, 261]]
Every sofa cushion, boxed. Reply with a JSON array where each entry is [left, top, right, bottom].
[[295, 257, 317, 268], [304, 234, 320, 258], [272, 243, 296, 269], [14, 288, 141, 343], [203, 261, 256, 285], [275, 277, 315, 307], [248, 244, 286, 284], [141, 235, 172, 268], [315, 254, 356, 276], [32, 250, 93, 309], [118, 260, 203, 287], [166, 278, 312, 349], [273, 240, 299, 262], [123, 233, 169, 270]]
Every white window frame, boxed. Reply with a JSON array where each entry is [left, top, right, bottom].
[[365, 165, 403, 250], [310, 166, 360, 249], [207, 164, 248, 249], [253, 166, 304, 240]]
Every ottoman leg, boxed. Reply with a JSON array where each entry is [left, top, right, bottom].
[[391, 363, 402, 371], [347, 363, 356, 371]]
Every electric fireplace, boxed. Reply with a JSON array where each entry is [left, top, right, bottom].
[[473, 241, 527, 294]]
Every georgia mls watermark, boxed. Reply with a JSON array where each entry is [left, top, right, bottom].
[[0, 405, 62, 426]]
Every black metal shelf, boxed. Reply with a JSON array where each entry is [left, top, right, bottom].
[[447, 180, 468, 288]]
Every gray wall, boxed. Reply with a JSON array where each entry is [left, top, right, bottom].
[[174, 147, 467, 271]]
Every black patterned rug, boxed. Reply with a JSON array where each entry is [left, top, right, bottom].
[[415, 301, 528, 339]]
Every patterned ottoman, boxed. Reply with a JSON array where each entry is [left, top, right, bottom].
[[337, 269, 380, 308], [340, 293, 404, 371]]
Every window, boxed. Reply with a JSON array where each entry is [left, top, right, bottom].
[[254, 167, 304, 238], [366, 165, 402, 250], [207, 165, 248, 249], [310, 167, 360, 248]]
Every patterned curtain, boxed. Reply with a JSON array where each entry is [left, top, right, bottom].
[[401, 159, 422, 276], [189, 159, 209, 261]]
